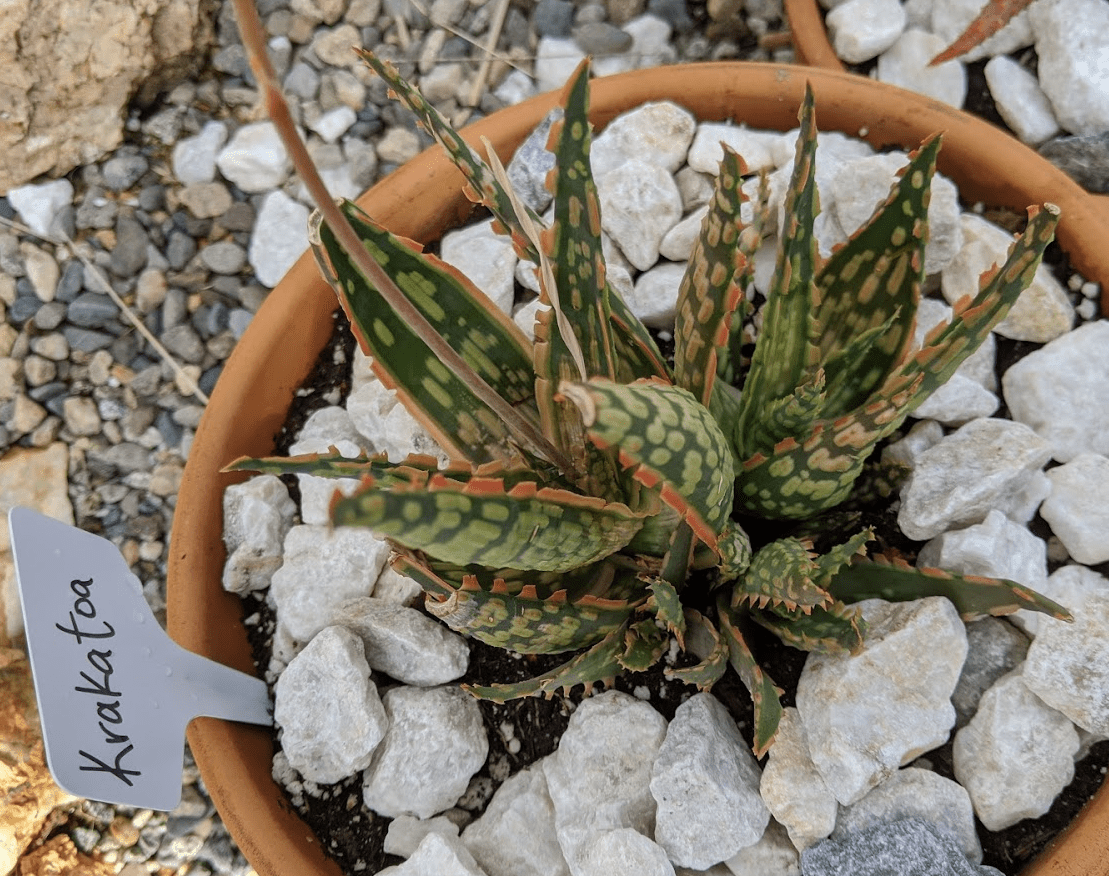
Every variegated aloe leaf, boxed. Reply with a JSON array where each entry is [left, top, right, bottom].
[[464, 625, 628, 702], [358, 50, 669, 384], [828, 554, 1073, 621], [313, 200, 538, 465], [560, 378, 735, 550], [646, 576, 686, 645], [333, 470, 651, 572], [733, 538, 833, 613], [665, 609, 728, 690], [717, 598, 784, 756], [752, 598, 866, 654], [619, 618, 669, 672], [395, 554, 642, 654]]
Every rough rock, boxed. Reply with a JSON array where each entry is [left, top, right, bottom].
[[1030, 0, 1109, 134], [274, 625, 387, 784], [462, 765, 569, 876], [269, 524, 392, 646], [440, 219, 517, 315], [576, 829, 674, 876], [221, 474, 297, 594], [1039, 132, 1109, 192], [6, 180, 73, 239], [1022, 565, 1109, 736], [216, 121, 293, 193], [1001, 319, 1109, 462], [597, 159, 683, 270], [172, 120, 229, 185], [362, 685, 489, 819], [881, 419, 944, 469], [378, 831, 487, 876], [897, 418, 1053, 540], [384, 814, 460, 859], [724, 819, 801, 875], [534, 37, 586, 93], [346, 375, 448, 463], [759, 708, 837, 851], [0, 0, 211, 191], [542, 690, 667, 876], [627, 262, 686, 328], [795, 597, 967, 805], [249, 190, 311, 287], [651, 693, 769, 868], [686, 124, 787, 174], [1041, 453, 1109, 564], [832, 768, 982, 863], [949, 616, 1030, 728], [802, 818, 1004, 876], [876, 29, 967, 108], [507, 110, 559, 213], [590, 101, 696, 178], [952, 670, 1079, 830], [983, 57, 1060, 146], [659, 206, 709, 261], [826, 0, 906, 64], [331, 596, 469, 686], [284, 435, 362, 527], [917, 509, 1048, 594]]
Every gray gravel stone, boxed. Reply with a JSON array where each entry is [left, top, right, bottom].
[[161, 324, 207, 363], [103, 153, 150, 191], [111, 216, 150, 277], [67, 292, 120, 328]]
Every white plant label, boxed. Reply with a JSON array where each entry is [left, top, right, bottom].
[[8, 507, 272, 810]]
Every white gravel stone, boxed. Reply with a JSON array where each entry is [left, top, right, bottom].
[[378, 831, 487, 876], [931, 0, 1034, 61], [462, 765, 569, 876], [1030, 0, 1109, 134], [983, 57, 1060, 146], [346, 375, 448, 463], [876, 29, 967, 108], [286, 434, 363, 527], [597, 159, 683, 271], [627, 261, 686, 328], [687, 124, 787, 174], [591, 102, 696, 178], [542, 691, 667, 876], [331, 596, 469, 686], [373, 564, 425, 606], [363, 685, 489, 819], [274, 625, 388, 784], [659, 206, 709, 262], [917, 509, 1049, 594], [951, 617, 1030, 728], [651, 693, 769, 868], [535, 37, 586, 93], [796, 597, 968, 805], [952, 670, 1079, 830], [270, 524, 392, 646], [577, 829, 674, 876], [826, 0, 906, 63], [440, 219, 517, 316], [249, 190, 311, 288], [1023, 565, 1109, 735], [217, 121, 292, 192], [833, 767, 982, 862], [897, 418, 1053, 540], [724, 820, 801, 876], [222, 474, 297, 594], [758, 708, 837, 852], [7, 179, 74, 239], [881, 419, 945, 469], [309, 105, 357, 143], [172, 120, 229, 185], [1041, 453, 1109, 564], [513, 297, 550, 340], [1002, 320, 1109, 462], [384, 815, 460, 859]]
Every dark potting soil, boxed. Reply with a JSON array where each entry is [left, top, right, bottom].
[[240, 248, 1108, 874]]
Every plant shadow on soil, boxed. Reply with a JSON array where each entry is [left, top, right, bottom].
[[242, 240, 1108, 874]]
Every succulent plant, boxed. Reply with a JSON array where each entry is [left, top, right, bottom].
[[231, 52, 1069, 754]]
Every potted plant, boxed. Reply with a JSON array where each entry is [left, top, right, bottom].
[[167, 8, 1109, 876]]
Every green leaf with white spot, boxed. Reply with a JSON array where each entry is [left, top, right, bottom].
[[717, 598, 783, 756], [619, 618, 668, 672], [752, 598, 866, 654]]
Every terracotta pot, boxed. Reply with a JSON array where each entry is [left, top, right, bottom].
[[167, 62, 1109, 876]]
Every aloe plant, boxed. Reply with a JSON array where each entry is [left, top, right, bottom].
[[229, 47, 1069, 754]]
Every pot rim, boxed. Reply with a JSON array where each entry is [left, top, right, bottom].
[[167, 60, 1109, 876]]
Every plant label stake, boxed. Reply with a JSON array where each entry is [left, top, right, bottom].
[[8, 507, 273, 810]]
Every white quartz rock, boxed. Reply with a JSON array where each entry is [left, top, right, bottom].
[[363, 685, 489, 819], [591, 102, 696, 178], [222, 474, 296, 594], [1041, 453, 1109, 565], [289, 405, 368, 525], [274, 626, 388, 784], [597, 159, 683, 270], [912, 374, 998, 425], [577, 829, 674, 876], [542, 691, 667, 876], [686, 124, 788, 175], [832, 768, 982, 862], [378, 831, 488, 876], [897, 418, 1053, 540], [983, 56, 1060, 146], [758, 708, 837, 852], [796, 597, 968, 805], [951, 617, 1030, 728], [1001, 320, 1109, 463], [250, 190, 311, 288], [173, 120, 229, 185], [270, 524, 392, 645], [877, 29, 967, 107], [440, 219, 517, 316], [952, 670, 1079, 831], [534, 37, 586, 93], [881, 419, 944, 469], [1030, 0, 1109, 134], [462, 765, 569, 876], [931, 0, 1033, 61], [659, 206, 709, 262], [827, 0, 907, 63], [346, 374, 448, 463], [332, 596, 469, 685], [373, 564, 425, 606], [917, 509, 1049, 594], [513, 297, 550, 340], [651, 693, 770, 869], [216, 121, 292, 192], [723, 819, 801, 876], [1022, 565, 1109, 736], [628, 261, 687, 328], [385, 815, 461, 859]]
